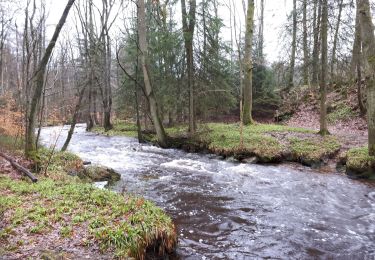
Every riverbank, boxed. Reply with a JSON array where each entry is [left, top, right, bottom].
[[0, 142, 177, 259], [92, 121, 375, 178]]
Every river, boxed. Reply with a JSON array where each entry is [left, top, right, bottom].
[[39, 124, 375, 259]]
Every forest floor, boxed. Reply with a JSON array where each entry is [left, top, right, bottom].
[[285, 89, 368, 152], [0, 139, 177, 259]]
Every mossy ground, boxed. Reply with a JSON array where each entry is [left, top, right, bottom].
[[93, 120, 341, 166], [0, 135, 177, 259], [0, 177, 176, 259], [92, 120, 139, 137], [345, 147, 375, 178], [288, 136, 340, 165]]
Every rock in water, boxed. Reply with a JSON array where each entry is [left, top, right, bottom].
[[79, 166, 121, 182]]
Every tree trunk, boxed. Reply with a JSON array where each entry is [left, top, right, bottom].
[[258, 0, 264, 64], [137, 0, 168, 147], [302, 0, 309, 85], [25, 0, 75, 156], [288, 0, 297, 89], [312, 0, 322, 87], [319, 0, 329, 135], [352, 4, 367, 116], [330, 0, 344, 81], [181, 0, 197, 134], [61, 84, 87, 152], [358, 0, 375, 156], [242, 0, 255, 125]]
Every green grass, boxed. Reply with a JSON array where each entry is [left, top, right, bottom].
[[91, 121, 342, 166], [346, 147, 375, 175], [28, 148, 83, 179], [92, 120, 138, 137], [204, 123, 317, 162], [289, 136, 340, 164], [204, 123, 283, 161], [0, 176, 177, 258]]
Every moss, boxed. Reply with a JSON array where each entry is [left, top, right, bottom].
[[29, 148, 83, 179], [346, 147, 375, 177], [0, 176, 177, 258], [91, 121, 342, 168], [206, 124, 283, 162], [92, 120, 138, 137], [289, 136, 340, 166]]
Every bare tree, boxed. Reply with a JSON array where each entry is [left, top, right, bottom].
[[351, 3, 366, 116], [242, 0, 255, 125], [319, 0, 329, 135], [302, 0, 309, 86], [311, 0, 321, 87], [181, 0, 197, 133], [25, 0, 75, 156], [137, 0, 168, 147], [358, 0, 375, 155], [288, 0, 297, 89]]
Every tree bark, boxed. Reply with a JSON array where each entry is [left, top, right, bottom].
[[358, 0, 375, 155], [61, 84, 87, 152], [330, 0, 344, 81], [137, 0, 168, 147], [302, 0, 309, 85], [25, 0, 75, 156], [312, 0, 322, 87], [319, 0, 329, 135], [352, 4, 367, 116], [288, 0, 297, 89], [181, 0, 197, 133], [258, 0, 264, 64], [242, 0, 255, 125]]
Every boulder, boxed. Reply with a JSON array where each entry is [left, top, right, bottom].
[[79, 166, 121, 182], [242, 157, 258, 164]]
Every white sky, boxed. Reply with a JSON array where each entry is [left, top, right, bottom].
[[40, 0, 291, 63]]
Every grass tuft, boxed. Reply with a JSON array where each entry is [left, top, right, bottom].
[[0, 176, 177, 258], [346, 147, 375, 177]]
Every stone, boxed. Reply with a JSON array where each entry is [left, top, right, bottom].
[[79, 166, 121, 182], [242, 157, 258, 164]]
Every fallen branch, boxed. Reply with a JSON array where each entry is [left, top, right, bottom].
[[0, 152, 38, 182]]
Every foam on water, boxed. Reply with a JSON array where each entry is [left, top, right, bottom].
[[39, 124, 375, 259]]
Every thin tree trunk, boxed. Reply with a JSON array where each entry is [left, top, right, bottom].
[[302, 0, 309, 85], [288, 0, 297, 89], [358, 0, 375, 155], [257, 0, 264, 64], [137, 0, 168, 147], [61, 84, 87, 151], [330, 0, 344, 81], [181, 0, 197, 133], [242, 0, 255, 125], [25, 0, 75, 156], [312, 0, 322, 87], [352, 5, 367, 116], [319, 0, 329, 135]]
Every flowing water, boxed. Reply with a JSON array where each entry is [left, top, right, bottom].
[[40, 125, 375, 259]]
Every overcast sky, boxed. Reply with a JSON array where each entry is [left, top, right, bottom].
[[40, 0, 291, 63]]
